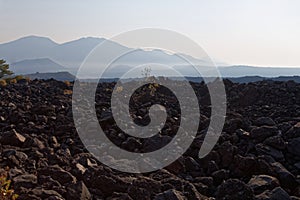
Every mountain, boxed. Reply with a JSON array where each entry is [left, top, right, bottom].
[[25, 71, 75, 81], [0, 36, 129, 69], [10, 58, 66, 74], [0, 36, 58, 63], [1, 36, 300, 78], [49, 37, 115, 68], [0, 35, 213, 70]]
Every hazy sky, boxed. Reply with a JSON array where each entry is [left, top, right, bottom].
[[0, 0, 299, 66]]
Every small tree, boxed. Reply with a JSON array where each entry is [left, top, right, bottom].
[[0, 59, 13, 79]]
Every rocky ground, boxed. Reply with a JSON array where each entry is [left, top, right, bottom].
[[0, 78, 300, 200]]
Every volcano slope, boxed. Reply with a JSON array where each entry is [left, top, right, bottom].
[[0, 78, 300, 200]]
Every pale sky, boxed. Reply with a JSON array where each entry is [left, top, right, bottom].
[[0, 0, 299, 67]]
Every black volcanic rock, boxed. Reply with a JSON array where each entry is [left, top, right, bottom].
[[247, 175, 280, 195], [270, 162, 298, 189], [66, 181, 92, 200], [153, 189, 186, 200], [254, 117, 276, 126], [38, 165, 77, 185], [0, 129, 26, 147], [285, 122, 300, 139], [216, 179, 254, 200], [250, 126, 279, 143], [255, 187, 290, 200], [264, 135, 286, 150], [0, 79, 300, 199], [287, 137, 300, 157]]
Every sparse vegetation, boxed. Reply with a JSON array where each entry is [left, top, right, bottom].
[[0, 60, 28, 85], [148, 83, 159, 96], [63, 89, 73, 95], [64, 80, 72, 87], [0, 79, 7, 86], [115, 86, 123, 93], [14, 75, 27, 81], [141, 66, 160, 96], [0, 170, 18, 200], [9, 79, 17, 84], [0, 59, 13, 79], [141, 66, 152, 79], [0, 74, 30, 86]]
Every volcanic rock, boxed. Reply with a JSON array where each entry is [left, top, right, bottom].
[[250, 126, 279, 143], [66, 181, 92, 200], [247, 175, 280, 194], [153, 189, 186, 200], [255, 187, 290, 200], [216, 179, 254, 200], [0, 79, 300, 199], [287, 137, 300, 157], [0, 129, 26, 146], [254, 117, 276, 126]]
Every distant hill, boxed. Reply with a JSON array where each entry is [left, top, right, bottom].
[[25, 71, 75, 81], [185, 76, 300, 83], [227, 76, 300, 83], [218, 65, 300, 77], [10, 58, 66, 74]]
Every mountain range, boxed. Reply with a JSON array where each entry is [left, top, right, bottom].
[[10, 58, 66, 74], [0, 35, 299, 78]]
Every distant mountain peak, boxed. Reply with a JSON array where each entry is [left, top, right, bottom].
[[60, 37, 105, 46], [3, 35, 57, 46], [19, 35, 54, 40], [14, 57, 58, 63]]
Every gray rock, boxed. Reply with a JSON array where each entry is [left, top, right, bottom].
[[3, 149, 28, 167], [271, 162, 297, 189], [285, 122, 300, 139], [247, 175, 279, 194], [107, 192, 133, 200], [0, 129, 26, 146], [67, 181, 92, 200], [256, 144, 284, 161], [184, 156, 201, 172], [13, 174, 37, 190], [153, 189, 186, 200], [251, 126, 278, 143], [264, 135, 286, 150], [254, 117, 276, 126], [255, 187, 290, 200], [216, 179, 254, 200], [212, 169, 229, 185], [121, 137, 142, 152], [30, 188, 63, 199], [269, 187, 291, 200], [218, 141, 236, 168], [207, 160, 219, 174], [287, 137, 300, 157], [38, 165, 76, 185], [183, 182, 209, 200]]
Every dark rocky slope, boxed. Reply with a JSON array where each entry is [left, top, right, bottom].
[[0, 79, 300, 200]]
